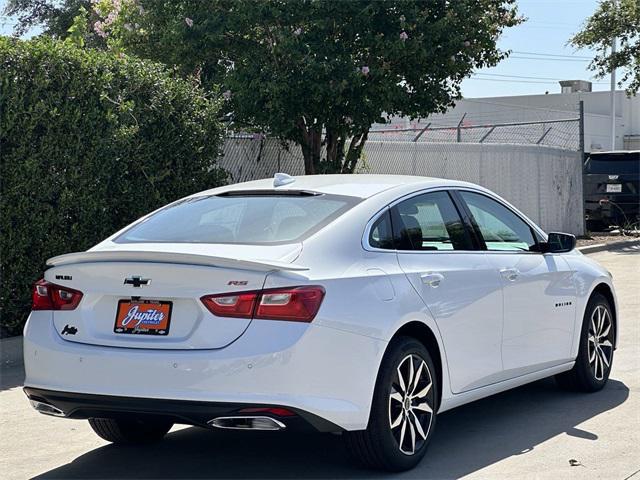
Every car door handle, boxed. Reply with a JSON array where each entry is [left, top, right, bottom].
[[500, 268, 520, 281], [420, 272, 445, 288]]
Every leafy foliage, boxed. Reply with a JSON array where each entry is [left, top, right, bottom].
[[571, 0, 640, 94], [96, 0, 521, 174], [0, 38, 226, 336], [3, 0, 91, 38]]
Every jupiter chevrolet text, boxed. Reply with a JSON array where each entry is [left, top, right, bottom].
[[23, 174, 618, 471]]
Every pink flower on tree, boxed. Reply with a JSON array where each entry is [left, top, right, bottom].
[[94, 21, 107, 38], [185, 17, 194, 28], [399, 31, 408, 41], [293, 27, 302, 36], [361, 66, 370, 76]]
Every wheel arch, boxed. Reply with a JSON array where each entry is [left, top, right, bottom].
[[389, 321, 443, 410]]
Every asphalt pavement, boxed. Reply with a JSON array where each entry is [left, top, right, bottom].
[[1, 245, 638, 479]]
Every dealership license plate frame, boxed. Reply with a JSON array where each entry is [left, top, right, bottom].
[[114, 299, 173, 336]]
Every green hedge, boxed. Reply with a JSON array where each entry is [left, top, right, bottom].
[[0, 38, 227, 336]]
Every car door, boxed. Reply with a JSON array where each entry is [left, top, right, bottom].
[[456, 190, 577, 378], [392, 190, 505, 394]]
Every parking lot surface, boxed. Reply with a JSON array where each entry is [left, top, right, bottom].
[[1, 246, 638, 479]]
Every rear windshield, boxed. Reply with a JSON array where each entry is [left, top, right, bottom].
[[115, 192, 359, 245], [585, 153, 640, 175]]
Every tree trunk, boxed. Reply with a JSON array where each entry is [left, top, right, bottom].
[[342, 131, 369, 173], [297, 119, 369, 175], [297, 118, 322, 175], [324, 128, 369, 174]]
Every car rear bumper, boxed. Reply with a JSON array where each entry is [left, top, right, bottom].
[[23, 312, 387, 431], [23, 387, 340, 432]]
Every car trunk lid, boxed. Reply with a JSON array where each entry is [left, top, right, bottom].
[[46, 245, 305, 350]]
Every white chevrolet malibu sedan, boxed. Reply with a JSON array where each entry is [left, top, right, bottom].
[[24, 174, 617, 471]]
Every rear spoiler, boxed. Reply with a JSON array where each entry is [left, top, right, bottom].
[[47, 251, 308, 272]]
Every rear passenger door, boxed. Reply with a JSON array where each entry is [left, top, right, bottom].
[[456, 190, 576, 377], [392, 190, 505, 394]]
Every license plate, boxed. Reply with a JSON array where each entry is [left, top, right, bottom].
[[606, 183, 622, 193], [114, 300, 172, 335]]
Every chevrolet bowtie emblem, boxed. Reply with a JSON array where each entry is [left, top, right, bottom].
[[124, 276, 151, 288]]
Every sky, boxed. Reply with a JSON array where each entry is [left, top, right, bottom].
[[461, 0, 622, 97], [0, 0, 625, 99]]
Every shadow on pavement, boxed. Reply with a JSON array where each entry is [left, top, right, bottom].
[[1, 335, 25, 392], [606, 243, 640, 255], [34, 377, 629, 479], [0, 362, 25, 392]]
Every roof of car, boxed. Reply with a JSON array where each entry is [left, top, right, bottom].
[[200, 174, 476, 199]]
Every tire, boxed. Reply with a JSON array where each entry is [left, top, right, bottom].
[[344, 336, 438, 471], [88, 417, 173, 444], [555, 292, 615, 392]]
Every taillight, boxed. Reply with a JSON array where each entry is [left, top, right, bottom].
[[200, 292, 256, 319], [201, 286, 325, 323], [32, 279, 83, 311]]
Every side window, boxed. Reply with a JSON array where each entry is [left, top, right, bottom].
[[390, 191, 474, 251], [369, 210, 394, 250], [459, 191, 536, 252]]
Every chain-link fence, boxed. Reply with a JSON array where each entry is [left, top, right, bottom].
[[367, 117, 580, 150], [368, 100, 582, 150], [218, 135, 305, 183]]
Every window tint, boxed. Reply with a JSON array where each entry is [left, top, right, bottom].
[[585, 153, 640, 175], [460, 191, 536, 252], [390, 191, 473, 251], [116, 193, 359, 244], [369, 210, 394, 249]]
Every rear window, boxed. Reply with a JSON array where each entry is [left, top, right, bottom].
[[115, 192, 359, 244], [585, 153, 640, 175]]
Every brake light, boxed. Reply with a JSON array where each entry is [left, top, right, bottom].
[[31, 279, 83, 311], [200, 286, 325, 323]]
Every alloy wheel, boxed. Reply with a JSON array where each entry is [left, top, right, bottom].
[[588, 305, 613, 381], [388, 354, 434, 455]]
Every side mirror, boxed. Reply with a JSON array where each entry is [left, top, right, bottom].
[[540, 232, 577, 253]]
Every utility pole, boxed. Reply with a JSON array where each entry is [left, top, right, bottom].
[[610, 5, 617, 150]]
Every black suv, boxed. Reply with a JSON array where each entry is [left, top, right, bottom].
[[584, 151, 640, 231]]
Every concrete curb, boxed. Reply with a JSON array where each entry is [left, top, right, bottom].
[[0, 335, 23, 367], [578, 238, 640, 255]]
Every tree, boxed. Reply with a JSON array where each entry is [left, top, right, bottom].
[[3, 0, 90, 38], [92, 0, 521, 174], [571, 0, 640, 95], [0, 37, 226, 335]]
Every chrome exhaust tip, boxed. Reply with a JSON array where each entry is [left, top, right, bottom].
[[29, 399, 65, 417], [208, 416, 286, 431]]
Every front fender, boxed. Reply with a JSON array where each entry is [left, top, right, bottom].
[[564, 252, 619, 358]]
